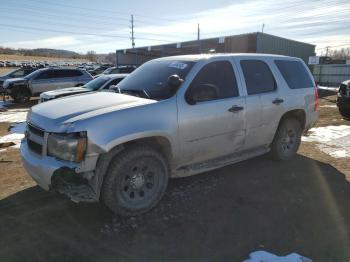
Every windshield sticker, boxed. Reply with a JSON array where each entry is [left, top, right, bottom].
[[168, 62, 188, 70]]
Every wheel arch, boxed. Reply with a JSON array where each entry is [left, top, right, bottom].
[[93, 135, 174, 200], [279, 109, 306, 130]]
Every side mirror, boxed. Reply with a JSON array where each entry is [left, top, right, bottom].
[[186, 84, 218, 105], [167, 74, 183, 91]]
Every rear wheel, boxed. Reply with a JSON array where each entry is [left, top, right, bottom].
[[102, 145, 169, 216], [271, 118, 302, 161]]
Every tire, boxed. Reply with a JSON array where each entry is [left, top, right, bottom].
[[270, 118, 302, 161], [101, 145, 169, 216], [338, 107, 350, 119], [12, 88, 31, 103]]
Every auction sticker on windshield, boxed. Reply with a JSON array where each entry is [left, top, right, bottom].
[[168, 61, 188, 70]]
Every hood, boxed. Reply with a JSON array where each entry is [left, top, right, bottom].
[[3, 77, 27, 88], [30, 92, 156, 131], [342, 80, 350, 85], [41, 87, 89, 98]]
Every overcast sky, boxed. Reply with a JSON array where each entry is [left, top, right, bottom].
[[0, 0, 349, 55]]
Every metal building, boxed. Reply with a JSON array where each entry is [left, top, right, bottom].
[[115, 32, 315, 66]]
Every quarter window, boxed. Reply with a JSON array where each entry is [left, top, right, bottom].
[[275, 60, 314, 89], [240, 60, 276, 95], [190, 60, 239, 100]]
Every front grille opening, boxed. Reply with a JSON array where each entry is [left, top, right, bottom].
[[28, 139, 43, 155], [28, 124, 45, 137]]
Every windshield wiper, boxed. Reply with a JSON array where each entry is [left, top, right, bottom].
[[118, 89, 151, 99]]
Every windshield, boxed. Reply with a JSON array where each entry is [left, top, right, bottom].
[[84, 76, 110, 90], [117, 60, 195, 100]]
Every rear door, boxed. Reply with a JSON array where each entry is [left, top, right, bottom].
[[54, 70, 83, 88], [31, 70, 57, 94], [236, 58, 285, 149], [177, 59, 246, 165]]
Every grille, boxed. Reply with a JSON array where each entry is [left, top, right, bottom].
[[27, 123, 45, 155]]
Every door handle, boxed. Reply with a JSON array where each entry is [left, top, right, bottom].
[[272, 98, 284, 105], [228, 105, 244, 113]]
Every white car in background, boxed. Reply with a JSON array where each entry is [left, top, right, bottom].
[[39, 74, 128, 103]]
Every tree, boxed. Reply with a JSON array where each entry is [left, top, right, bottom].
[[105, 52, 116, 64], [86, 50, 97, 62]]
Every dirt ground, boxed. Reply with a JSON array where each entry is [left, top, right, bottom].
[[0, 93, 349, 262]]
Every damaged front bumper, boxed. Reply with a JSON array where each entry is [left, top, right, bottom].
[[21, 139, 99, 202]]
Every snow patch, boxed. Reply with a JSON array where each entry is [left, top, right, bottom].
[[302, 125, 350, 158], [0, 109, 28, 123], [0, 100, 13, 109], [0, 122, 26, 148], [244, 251, 312, 262]]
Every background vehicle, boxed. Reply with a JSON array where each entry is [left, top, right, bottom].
[[0, 67, 39, 92], [3, 68, 92, 103], [89, 64, 113, 76], [39, 74, 128, 102], [101, 66, 136, 75], [21, 54, 318, 216], [337, 80, 350, 118]]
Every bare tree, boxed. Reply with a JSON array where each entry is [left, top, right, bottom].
[[86, 50, 97, 62]]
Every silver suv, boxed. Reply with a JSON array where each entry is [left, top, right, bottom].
[[21, 54, 318, 216], [3, 68, 92, 103]]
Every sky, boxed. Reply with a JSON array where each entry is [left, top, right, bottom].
[[0, 0, 349, 55]]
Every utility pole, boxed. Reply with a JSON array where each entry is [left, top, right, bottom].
[[325, 46, 330, 57], [131, 14, 135, 48], [261, 23, 265, 33], [197, 23, 201, 54]]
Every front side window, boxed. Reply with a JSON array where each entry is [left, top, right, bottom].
[[241, 60, 276, 95], [104, 78, 124, 89], [189, 60, 239, 101], [35, 70, 56, 80], [117, 60, 195, 100], [275, 60, 314, 89]]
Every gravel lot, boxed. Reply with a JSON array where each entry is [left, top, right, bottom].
[[0, 93, 349, 261]]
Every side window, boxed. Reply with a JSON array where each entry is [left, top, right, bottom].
[[55, 70, 82, 78], [35, 70, 56, 80], [104, 78, 123, 89], [189, 60, 239, 100], [240, 60, 276, 95], [275, 60, 314, 89]]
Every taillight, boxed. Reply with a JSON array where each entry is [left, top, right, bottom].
[[314, 83, 318, 112]]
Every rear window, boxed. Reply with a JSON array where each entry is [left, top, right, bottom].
[[240, 60, 276, 95], [56, 70, 83, 78], [275, 60, 314, 89]]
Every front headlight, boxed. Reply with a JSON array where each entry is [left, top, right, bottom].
[[47, 132, 87, 162]]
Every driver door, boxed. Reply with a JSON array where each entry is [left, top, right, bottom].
[[177, 59, 246, 166]]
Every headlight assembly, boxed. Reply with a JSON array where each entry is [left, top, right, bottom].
[[47, 132, 87, 162]]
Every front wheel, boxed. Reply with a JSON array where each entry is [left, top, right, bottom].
[[12, 88, 31, 103], [101, 145, 169, 216], [271, 118, 302, 161]]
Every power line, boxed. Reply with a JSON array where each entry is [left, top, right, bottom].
[[25, 0, 180, 23], [0, 23, 179, 43]]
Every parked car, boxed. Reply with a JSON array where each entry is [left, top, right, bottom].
[[337, 80, 350, 118], [102, 66, 136, 75], [3, 68, 92, 103], [21, 54, 318, 216], [39, 74, 128, 103], [89, 64, 114, 76], [0, 67, 39, 93]]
